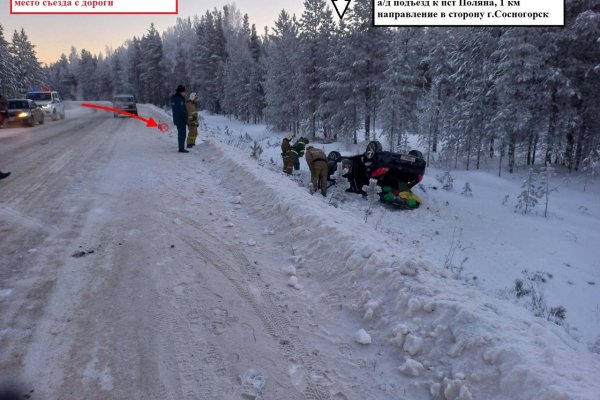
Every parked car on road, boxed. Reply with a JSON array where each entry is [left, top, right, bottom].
[[7, 99, 44, 127], [112, 94, 138, 117], [27, 90, 65, 121]]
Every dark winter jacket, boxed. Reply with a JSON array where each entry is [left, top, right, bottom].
[[291, 137, 309, 158], [171, 93, 188, 127]]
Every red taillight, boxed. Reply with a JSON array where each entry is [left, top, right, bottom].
[[372, 167, 390, 177], [418, 175, 423, 182]]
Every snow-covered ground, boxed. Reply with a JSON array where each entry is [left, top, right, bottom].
[[1, 103, 598, 399], [174, 109, 599, 349], [144, 104, 600, 399]]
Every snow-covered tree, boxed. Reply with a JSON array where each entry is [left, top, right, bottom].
[[441, 170, 454, 191], [10, 28, 45, 93], [139, 23, 166, 105], [298, 0, 335, 138], [0, 24, 18, 96], [461, 182, 473, 197], [515, 168, 541, 214], [380, 29, 421, 152], [264, 10, 301, 132], [362, 178, 381, 222]]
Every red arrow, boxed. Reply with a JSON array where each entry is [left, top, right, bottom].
[[81, 103, 158, 128]]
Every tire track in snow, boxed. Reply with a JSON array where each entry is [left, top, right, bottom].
[[182, 232, 329, 400]]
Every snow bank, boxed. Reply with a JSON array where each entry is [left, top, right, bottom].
[[199, 139, 600, 400]]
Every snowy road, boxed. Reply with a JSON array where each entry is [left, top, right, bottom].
[[0, 105, 402, 400], [1, 104, 599, 400]]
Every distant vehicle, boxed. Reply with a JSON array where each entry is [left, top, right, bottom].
[[112, 94, 138, 117], [27, 89, 65, 121], [7, 99, 44, 127], [328, 141, 427, 208]]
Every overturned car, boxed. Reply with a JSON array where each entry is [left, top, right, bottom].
[[328, 141, 426, 209]]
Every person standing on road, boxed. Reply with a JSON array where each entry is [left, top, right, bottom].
[[0, 171, 11, 181], [170, 85, 189, 153], [186, 92, 200, 149], [281, 132, 294, 174], [305, 144, 328, 196]]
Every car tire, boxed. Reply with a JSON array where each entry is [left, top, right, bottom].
[[328, 151, 342, 163], [60, 110, 65, 119], [28, 117, 35, 127], [52, 110, 58, 121], [365, 141, 383, 161], [39, 115, 44, 125], [408, 150, 424, 160]]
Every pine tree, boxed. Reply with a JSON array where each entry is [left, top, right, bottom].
[[346, 0, 390, 141], [515, 168, 541, 214], [9, 28, 45, 93], [441, 170, 454, 191], [298, 0, 334, 138], [380, 29, 421, 152], [78, 49, 98, 100], [0, 24, 18, 96], [461, 182, 473, 197], [139, 23, 166, 105], [264, 10, 301, 132], [490, 28, 547, 174]]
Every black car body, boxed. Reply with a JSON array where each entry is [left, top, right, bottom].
[[7, 99, 44, 127], [328, 141, 426, 207], [112, 94, 138, 117]]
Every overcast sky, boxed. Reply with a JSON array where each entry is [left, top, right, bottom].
[[0, 1, 306, 65]]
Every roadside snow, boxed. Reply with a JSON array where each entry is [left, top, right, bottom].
[[142, 103, 600, 399]]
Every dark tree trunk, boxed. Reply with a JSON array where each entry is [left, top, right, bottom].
[[565, 132, 574, 171], [532, 132, 538, 165]]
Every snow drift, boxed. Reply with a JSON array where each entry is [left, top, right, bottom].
[[200, 139, 600, 400]]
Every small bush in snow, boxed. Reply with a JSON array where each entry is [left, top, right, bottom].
[[250, 141, 263, 159], [502, 194, 510, 206], [329, 162, 346, 207], [513, 270, 567, 326], [440, 170, 454, 191], [461, 182, 473, 197], [581, 149, 600, 192], [362, 179, 382, 222], [515, 168, 541, 214]]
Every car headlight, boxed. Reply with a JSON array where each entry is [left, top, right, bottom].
[[42, 104, 50, 109], [18, 112, 29, 118]]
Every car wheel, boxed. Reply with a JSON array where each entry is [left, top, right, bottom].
[[60, 110, 65, 119], [39, 115, 44, 125], [408, 150, 424, 160], [52, 110, 58, 121], [28, 117, 35, 127], [364, 141, 383, 161], [328, 151, 342, 163]]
